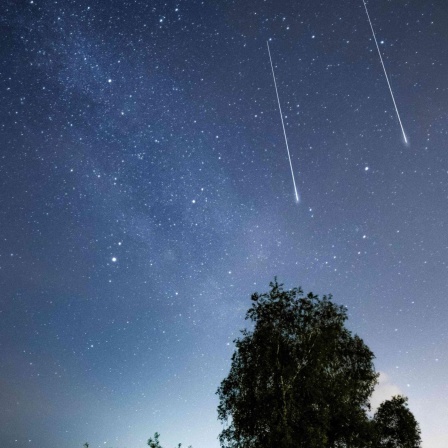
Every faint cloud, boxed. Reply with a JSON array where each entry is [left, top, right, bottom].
[[370, 371, 403, 412], [423, 433, 448, 448]]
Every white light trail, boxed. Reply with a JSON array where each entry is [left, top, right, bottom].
[[362, 0, 408, 144], [266, 40, 300, 203]]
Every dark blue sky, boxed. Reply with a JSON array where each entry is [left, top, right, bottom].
[[1, 0, 447, 447]]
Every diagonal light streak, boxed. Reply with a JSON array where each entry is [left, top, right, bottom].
[[266, 40, 300, 202], [362, 0, 408, 144]]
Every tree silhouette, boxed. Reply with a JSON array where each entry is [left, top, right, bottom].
[[373, 395, 421, 447], [217, 279, 419, 448], [147, 432, 161, 448], [147, 432, 192, 448]]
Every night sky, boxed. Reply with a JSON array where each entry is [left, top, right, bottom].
[[1, 0, 447, 447]]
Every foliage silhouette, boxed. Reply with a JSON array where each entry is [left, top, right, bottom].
[[373, 395, 421, 447], [147, 432, 192, 448], [217, 279, 421, 448]]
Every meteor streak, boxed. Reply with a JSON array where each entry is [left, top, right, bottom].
[[266, 40, 300, 203], [362, 0, 408, 144]]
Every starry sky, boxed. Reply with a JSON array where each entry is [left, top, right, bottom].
[[1, 0, 447, 447]]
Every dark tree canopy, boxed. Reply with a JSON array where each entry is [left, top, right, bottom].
[[373, 395, 421, 448], [217, 279, 381, 448]]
